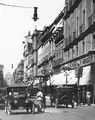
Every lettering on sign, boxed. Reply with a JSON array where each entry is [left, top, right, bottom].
[[81, 56, 90, 65], [69, 56, 91, 69]]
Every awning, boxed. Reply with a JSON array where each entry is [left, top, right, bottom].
[[67, 78, 78, 85], [79, 66, 91, 85], [47, 72, 67, 86], [47, 66, 91, 86], [67, 70, 78, 85]]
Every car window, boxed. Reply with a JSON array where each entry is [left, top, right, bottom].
[[8, 87, 27, 95]]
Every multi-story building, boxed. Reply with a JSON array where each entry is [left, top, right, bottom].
[[12, 60, 24, 84], [23, 31, 33, 82], [0, 64, 4, 87], [23, 30, 42, 84], [36, 0, 95, 102], [17, 59, 24, 83], [37, 9, 64, 87], [62, 0, 95, 101]]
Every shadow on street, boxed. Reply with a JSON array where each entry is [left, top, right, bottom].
[[0, 104, 5, 110], [12, 111, 45, 115], [46, 105, 79, 109]]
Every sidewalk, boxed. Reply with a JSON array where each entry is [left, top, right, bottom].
[[45, 107, 62, 113], [45, 104, 95, 113], [78, 104, 95, 108]]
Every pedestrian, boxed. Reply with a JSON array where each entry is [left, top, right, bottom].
[[43, 92, 46, 109], [86, 90, 91, 106], [82, 87, 86, 105]]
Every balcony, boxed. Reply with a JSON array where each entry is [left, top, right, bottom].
[[41, 55, 48, 63], [48, 52, 54, 60], [18, 67, 24, 72], [64, 0, 81, 20], [17, 74, 24, 80], [54, 27, 64, 44], [52, 58, 63, 68]]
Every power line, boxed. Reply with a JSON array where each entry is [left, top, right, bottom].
[[0, 2, 34, 9]]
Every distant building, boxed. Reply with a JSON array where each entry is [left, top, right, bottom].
[[0, 64, 4, 87], [23, 30, 42, 83], [5, 72, 12, 86], [12, 60, 24, 84]]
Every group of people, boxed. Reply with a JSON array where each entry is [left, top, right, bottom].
[[36, 89, 46, 109], [78, 90, 92, 106]]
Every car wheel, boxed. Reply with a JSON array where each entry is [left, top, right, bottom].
[[54, 98, 58, 108], [66, 104, 68, 108], [26, 108, 29, 113], [42, 107, 45, 113], [5, 106, 7, 113], [72, 104, 74, 108], [7, 104, 11, 115]]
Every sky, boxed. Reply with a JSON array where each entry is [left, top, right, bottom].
[[0, 0, 65, 76]]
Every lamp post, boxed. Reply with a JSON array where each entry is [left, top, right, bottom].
[[76, 61, 83, 106], [48, 69, 53, 107], [64, 70, 69, 84]]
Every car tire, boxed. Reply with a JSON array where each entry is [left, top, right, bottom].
[[55, 102, 58, 108], [66, 104, 68, 108], [26, 108, 29, 113], [72, 104, 74, 108], [5, 106, 7, 113], [7, 104, 11, 115]]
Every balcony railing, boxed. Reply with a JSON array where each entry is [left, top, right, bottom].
[[52, 58, 63, 68]]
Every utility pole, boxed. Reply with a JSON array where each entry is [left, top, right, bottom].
[[76, 61, 83, 106]]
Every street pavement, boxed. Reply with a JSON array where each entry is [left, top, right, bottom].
[[0, 104, 95, 120]]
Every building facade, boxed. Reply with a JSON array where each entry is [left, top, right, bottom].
[[35, 0, 95, 102], [0, 64, 4, 87], [63, 0, 95, 101], [37, 9, 64, 87], [22, 0, 95, 102], [12, 60, 24, 84], [23, 30, 42, 84]]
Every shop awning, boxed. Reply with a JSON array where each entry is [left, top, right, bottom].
[[47, 66, 92, 86], [47, 72, 67, 86], [67, 78, 78, 85], [79, 66, 91, 85], [67, 70, 78, 85]]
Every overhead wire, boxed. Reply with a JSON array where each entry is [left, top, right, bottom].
[[0, 2, 34, 9]]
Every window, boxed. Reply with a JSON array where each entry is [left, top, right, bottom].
[[68, 50, 70, 60], [83, 10, 85, 31], [76, 45, 78, 57], [77, 17, 78, 36], [83, 41, 85, 54], [72, 47, 74, 58], [92, 34, 95, 49], [87, 0, 91, 16]]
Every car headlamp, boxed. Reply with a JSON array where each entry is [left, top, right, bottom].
[[25, 99, 28, 103], [14, 100, 18, 104]]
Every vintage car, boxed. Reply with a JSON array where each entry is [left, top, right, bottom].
[[4, 84, 33, 115], [51, 85, 75, 108]]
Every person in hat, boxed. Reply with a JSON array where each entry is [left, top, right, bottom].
[[86, 90, 92, 106]]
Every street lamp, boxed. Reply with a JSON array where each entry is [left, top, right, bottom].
[[76, 61, 83, 106], [48, 69, 53, 107]]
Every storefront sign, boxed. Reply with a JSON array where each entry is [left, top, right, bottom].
[[68, 55, 91, 69], [81, 56, 91, 65]]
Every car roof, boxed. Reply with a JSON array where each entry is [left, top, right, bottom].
[[7, 83, 28, 88], [55, 85, 74, 89]]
